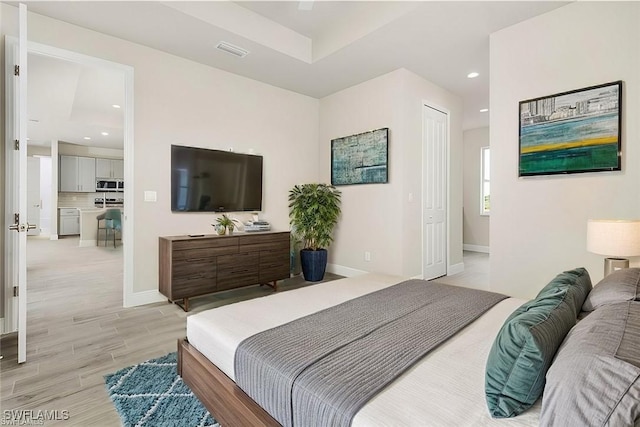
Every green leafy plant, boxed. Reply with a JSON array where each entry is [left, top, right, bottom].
[[288, 183, 341, 251], [216, 214, 235, 232]]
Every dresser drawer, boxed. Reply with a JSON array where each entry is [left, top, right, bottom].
[[172, 258, 216, 277], [171, 271, 216, 299], [217, 252, 259, 291], [217, 251, 259, 269], [239, 232, 290, 252], [173, 245, 237, 261], [217, 271, 260, 291], [260, 251, 289, 267], [173, 237, 238, 251]]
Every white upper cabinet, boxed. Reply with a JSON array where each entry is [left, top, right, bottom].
[[96, 158, 124, 179], [59, 155, 96, 192]]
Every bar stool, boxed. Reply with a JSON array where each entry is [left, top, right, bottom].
[[97, 209, 122, 248]]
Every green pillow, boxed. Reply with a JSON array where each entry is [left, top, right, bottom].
[[535, 267, 592, 312], [485, 268, 592, 418]]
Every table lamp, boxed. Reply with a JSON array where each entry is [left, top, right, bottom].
[[587, 219, 640, 276]]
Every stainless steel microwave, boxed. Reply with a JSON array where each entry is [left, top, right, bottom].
[[96, 179, 119, 192]]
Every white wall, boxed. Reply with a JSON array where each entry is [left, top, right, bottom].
[[319, 68, 463, 278], [490, 2, 640, 298], [463, 127, 490, 249], [1, 6, 320, 297], [319, 71, 403, 276]]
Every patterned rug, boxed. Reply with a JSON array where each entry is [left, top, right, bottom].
[[105, 352, 219, 427]]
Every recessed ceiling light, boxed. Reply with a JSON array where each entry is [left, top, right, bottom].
[[83, 136, 91, 140], [480, 108, 489, 113], [101, 132, 109, 136], [112, 104, 121, 109], [467, 72, 479, 79]]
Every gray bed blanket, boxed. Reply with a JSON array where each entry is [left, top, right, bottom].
[[234, 279, 507, 427]]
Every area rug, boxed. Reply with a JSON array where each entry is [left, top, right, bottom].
[[105, 352, 219, 427]]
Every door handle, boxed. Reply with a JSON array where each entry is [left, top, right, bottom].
[[8, 223, 36, 232]]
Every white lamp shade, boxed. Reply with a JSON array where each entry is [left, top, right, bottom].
[[587, 219, 640, 257]]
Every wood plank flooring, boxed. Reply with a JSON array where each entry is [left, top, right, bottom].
[[0, 237, 488, 426]]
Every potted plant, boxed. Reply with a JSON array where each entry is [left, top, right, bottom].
[[288, 183, 341, 281], [215, 214, 235, 235]]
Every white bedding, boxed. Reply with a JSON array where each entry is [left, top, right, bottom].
[[187, 273, 541, 426]]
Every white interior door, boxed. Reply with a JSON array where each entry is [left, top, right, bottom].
[[4, 3, 29, 363], [27, 156, 41, 236], [422, 104, 448, 280]]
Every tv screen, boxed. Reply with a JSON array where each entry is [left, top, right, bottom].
[[171, 145, 263, 212]]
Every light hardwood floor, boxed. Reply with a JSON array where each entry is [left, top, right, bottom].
[[0, 237, 487, 426]]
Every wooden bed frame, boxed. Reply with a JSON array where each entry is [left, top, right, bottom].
[[178, 338, 280, 427]]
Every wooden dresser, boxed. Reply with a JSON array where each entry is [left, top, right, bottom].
[[159, 231, 290, 311]]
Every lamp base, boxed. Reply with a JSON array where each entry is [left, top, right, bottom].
[[604, 258, 629, 276]]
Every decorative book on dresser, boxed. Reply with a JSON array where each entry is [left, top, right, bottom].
[[159, 231, 290, 311]]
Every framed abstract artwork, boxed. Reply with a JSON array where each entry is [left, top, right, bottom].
[[519, 81, 622, 177], [331, 128, 388, 186]]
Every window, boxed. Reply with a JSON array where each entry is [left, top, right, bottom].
[[481, 147, 490, 215]]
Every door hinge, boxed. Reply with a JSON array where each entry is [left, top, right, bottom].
[[14, 65, 19, 76], [14, 139, 19, 150], [13, 286, 19, 297], [15, 213, 20, 224]]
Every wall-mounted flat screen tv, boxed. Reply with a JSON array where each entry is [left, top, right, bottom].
[[171, 145, 263, 212]]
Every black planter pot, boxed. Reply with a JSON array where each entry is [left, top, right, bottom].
[[300, 248, 328, 282]]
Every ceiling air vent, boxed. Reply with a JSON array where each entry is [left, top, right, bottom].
[[216, 41, 249, 58]]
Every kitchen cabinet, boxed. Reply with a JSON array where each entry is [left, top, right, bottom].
[[59, 155, 96, 192], [59, 208, 80, 235], [96, 158, 124, 179]]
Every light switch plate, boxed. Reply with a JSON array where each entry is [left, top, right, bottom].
[[144, 191, 157, 202]]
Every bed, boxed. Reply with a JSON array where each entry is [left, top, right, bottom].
[[178, 269, 640, 427]]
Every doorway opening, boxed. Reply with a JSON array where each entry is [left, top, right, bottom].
[[3, 36, 134, 364]]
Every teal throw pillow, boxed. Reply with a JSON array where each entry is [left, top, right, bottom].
[[485, 268, 592, 418]]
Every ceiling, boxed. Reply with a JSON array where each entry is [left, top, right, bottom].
[[28, 53, 125, 148], [22, 1, 570, 147]]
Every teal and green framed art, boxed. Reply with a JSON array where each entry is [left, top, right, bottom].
[[331, 128, 388, 186], [519, 81, 621, 177]]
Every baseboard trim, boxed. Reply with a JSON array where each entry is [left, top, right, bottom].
[[463, 244, 490, 254], [448, 262, 464, 276], [326, 264, 368, 278], [124, 290, 167, 308], [49, 234, 58, 241]]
